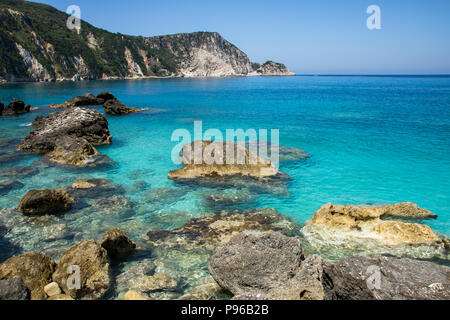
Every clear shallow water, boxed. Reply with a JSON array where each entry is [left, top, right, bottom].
[[1, 76, 450, 255]]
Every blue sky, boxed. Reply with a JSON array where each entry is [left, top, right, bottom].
[[34, 0, 450, 74]]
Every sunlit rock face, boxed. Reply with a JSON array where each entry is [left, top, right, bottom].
[[301, 203, 448, 261]]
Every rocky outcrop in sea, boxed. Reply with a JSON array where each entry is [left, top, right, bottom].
[[18, 107, 112, 166]]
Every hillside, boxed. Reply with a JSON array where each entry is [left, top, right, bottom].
[[0, 0, 294, 82]]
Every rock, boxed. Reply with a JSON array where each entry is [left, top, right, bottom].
[[103, 99, 140, 115], [71, 180, 96, 189], [0, 180, 24, 195], [169, 141, 282, 181], [0, 225, 8, 238], [18, 189, 75, 215], [116, 260, 156, 294], [1, 99, 31, 116], [64, 178, 126, 199], [254, 61, 295, 76], [381, 202, 438, 220], [100, 228, 137, 261], [0, 252, 56, 300], [0, 166, 39, 179], [53, 240, 112, 300], [0, 102, 3, 115], [203, 189, 255, 209], [18, 108, 112, 166], [121, 290, 148, 300], [92, 195, 133, 211], [146, 208, 301, 252], [208, 232, 304, 300], [303, 203, 440, 247], [45, 136, 100, 166], [0, 277, 30, 300], [143, 187, 186, 204], [44, 282, 61, 297], [49, 94, 102, 109], [126, 274, 178, 293], [96, 92, 116, 103], [47, 294, 74, 300], [179, 281, 224, 300], [323, 256, 450, 300], [246, 141, 310, 163], [298, 255, 325, 300]]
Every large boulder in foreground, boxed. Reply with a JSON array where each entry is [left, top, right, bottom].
[[169, 141, 284, 181], [18, 189, 75, 215], [323, 256, 450, 300], [0, 99, 31, 116], [301, 203, 445, 261], [100, 228, 137, 261], [208, 232, 304, 300], [18, 108, 112, 166], [0, 277, 30, 300], [0, 252, 56, 300], [53, 240, 112, 300]]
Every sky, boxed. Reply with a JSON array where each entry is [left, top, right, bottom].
[[33, 0, 450, 74]]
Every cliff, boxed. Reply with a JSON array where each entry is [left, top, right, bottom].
[[0, 0, 294, 82]]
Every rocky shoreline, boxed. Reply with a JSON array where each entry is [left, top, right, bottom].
[[0, 93, 449, 301]]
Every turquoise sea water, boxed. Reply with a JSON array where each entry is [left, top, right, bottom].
[[1, 76, 450, 262]]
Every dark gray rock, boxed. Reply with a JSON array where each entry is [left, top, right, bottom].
[[96, 92, 116, 103], [1, 99, 31, 116], [323, 256, 450, 300], [0, 180, 24, 195], [0, 277, 30, 300], [0, 166, 39, 179], [208, 232, 304, 300], [0, 225, 8, 238], [103, 99, 139, 115]]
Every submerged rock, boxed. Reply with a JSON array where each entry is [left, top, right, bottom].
[[64, 178, 126, 199], [144, 208, 301, 298], [18, 189, 75, 215], [322, 256, 450, 300], [0, 180, 24, 195], [145, 208, 301, 251], [0, 277, 30, 300], [121, 290, 148, 300], [125, 274, 178, 294], [0, 166, 39, 179], [0, 99, 31, 116], [53, 240, 112, 300], [0, 252, 56, 300], [18, 108, 112, 166], [202, 189, 255, 210], [100, 228, 137, 261]]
